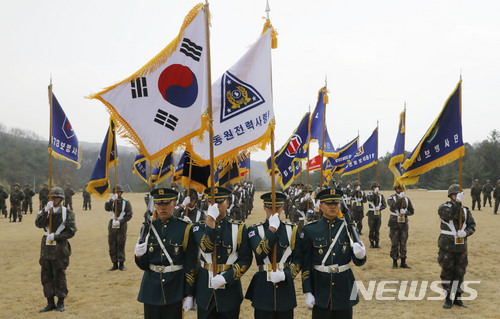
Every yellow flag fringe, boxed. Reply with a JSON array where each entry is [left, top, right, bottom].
[[49, 144, 82, 169]]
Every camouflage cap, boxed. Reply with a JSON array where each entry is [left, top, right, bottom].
[[25, 184, 31, 187], [52, 187, 64, 198], [113, 184, 124, 193], [13, 183, 20, 187], [0, 184, 3, 188], [186, 188, 198, 200], [371, 182, 379, 188], [448, 184, 460, 197]]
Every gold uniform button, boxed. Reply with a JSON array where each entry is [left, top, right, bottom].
[[163, 239, 166, 242], [331, 283, 335, 286], [164, 225, 167, 228], [162, 279, 165, 283], [332, 253, 336, 256]]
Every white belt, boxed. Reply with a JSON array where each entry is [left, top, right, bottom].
[[149, 264, 183, 273], [314, 264, 350, 273], [257, 263, 288, 272]]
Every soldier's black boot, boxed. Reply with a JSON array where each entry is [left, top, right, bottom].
[[374, 241, 381, 248], [40, 297, 56, 312], [453, 292, 468, 308], [400, 258, 411, 268], [56, 297, 65, 312], [119, 262, 125, 271], [392, 259, 398, 269], [443, 292, 453, 309], [109, 262, 118, 271], [370, 241, 375, 248]]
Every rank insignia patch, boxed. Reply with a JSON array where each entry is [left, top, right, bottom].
[[220, 71, 265, 123]]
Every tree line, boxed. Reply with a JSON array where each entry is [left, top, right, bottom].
[[1, 123, 498, 193]]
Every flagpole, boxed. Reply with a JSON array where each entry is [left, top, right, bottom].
[[204, 1, 217, 277], [306, 105, 310, 214], [185, 154, 193, 218], [48, 79, 53, 234], [375, 121, 379, 208], [113, 123, 118, 222], [458, 78, 463, 230], [319, 84, 327, 191]]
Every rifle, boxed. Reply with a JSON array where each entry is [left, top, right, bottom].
[[139, 195, 155, 244], [341, 197, 361, 244]]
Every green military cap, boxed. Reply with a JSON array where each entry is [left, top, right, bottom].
[[204, 187, 231, 201], [316, 187, 343, 204], [260, 192, 286, 208], [150, 188, 178, 204]]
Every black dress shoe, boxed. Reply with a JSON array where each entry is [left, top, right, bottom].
[[40, 304, 56, 312], [109, 263, 118, 271]]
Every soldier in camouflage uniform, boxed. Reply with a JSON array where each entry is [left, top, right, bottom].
[[229, 186, 245, 222], [0, 184, 8, 218], [366, 182, 387, 249], [23, 184, 36, 214], [175, 188, 206, 223], [39, 184, 49, 211], [387, 185, 414, 269], [350, 181, 367, 235], [105, 184, 133, 271], [295, 185, 315, 232], [482, 180, 493, 208], [63, 184, 75, 211], [36, 187, 77, 312], [82, 184, 91, 211], [493, 180, 500, 215], [438, 184, 476, 309], [10, 183, 25, 222], [470, 179, 481, 211]]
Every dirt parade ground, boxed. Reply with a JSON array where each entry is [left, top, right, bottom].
[[0, 189, 498, 319]]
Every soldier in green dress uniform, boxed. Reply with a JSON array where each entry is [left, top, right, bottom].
[[246, 191, 301, 319], [35, 187, 77, 312], [134, 187, 198, 319], [301, 188, 366, 319], [192, 186, 252, 319]]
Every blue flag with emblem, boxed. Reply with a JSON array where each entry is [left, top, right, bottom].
[[268, 112, 310, 189], [341, 127, 378, 176], [151, 152, 173, 184], [132, 153, 148, 184], [172, 151, 186, 183], [308, 87, 336, 157], [328, 136, 359, 169], [50, 92, 81, 168], [388, 110, 406, 187], [87, 119, 118, 197], [213, 161, 241, 187], [238, 154, 250, 178], [399, 80, 464, 185]]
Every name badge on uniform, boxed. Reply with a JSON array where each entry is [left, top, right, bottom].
[[45, 238, 56, 246], [112, 223, 120, 229], [455, 237, 464, 245], [374, 210, 380, 216], [398, 214, 405, 223], [356, 202, 361, 207]]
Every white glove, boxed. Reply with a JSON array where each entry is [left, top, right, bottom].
[[44, 201, 53, 212], [269, 213, 280, 230], [305, 193, 311, 200], [352, 242, 366, 259], [297, 189, 302, 195], [398, 192, 405, 198], [269, 270, 286, 284], [46, 233, 55, 241], [374, 187, 379, 194], [305, 292, 315, 309], [457, 230, 467, 238], [314, 200, 320, 212], [456, 192, 465, 203], [134, 238, 147, 257], [181, 196, 191, 207], [347, 184, 351, 189], [210, 274, 226, 289], [112, 220, 120, 227], [356, 186, 361, 191], [112, 193, 119, 201], [207, 204, 220, 220], [399, 208, 407, 215], [182, 296, 194, 312], [182, 215, 192, 223]]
